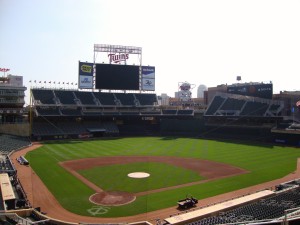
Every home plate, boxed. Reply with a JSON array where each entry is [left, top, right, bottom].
[[128, 172, 150, 178]]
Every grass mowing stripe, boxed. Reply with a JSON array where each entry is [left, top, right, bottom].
[[53, 144, 86, 159], [42, 145, 69, 162], [73, 144, 104, 158]]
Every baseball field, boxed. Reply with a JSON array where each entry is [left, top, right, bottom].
[[25, 137, 300, 218]]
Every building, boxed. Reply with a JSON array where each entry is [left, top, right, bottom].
[[273, 91, 300, 120], [0, 74, 28, 136], [197, 84, 207, 98], [159, 93, 170, 106]]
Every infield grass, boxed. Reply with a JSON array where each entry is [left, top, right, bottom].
[[78, 162, 203, 193], [26, 137, 300, 217]]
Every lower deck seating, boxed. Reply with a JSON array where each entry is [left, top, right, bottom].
[[32, 121, 119, 137], [189, 187, 300, 225], [0, 135, 31, 155]]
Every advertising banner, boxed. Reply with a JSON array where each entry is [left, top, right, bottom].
[[79, 62, 93, 76], [141, 66, 155, 91], [79, 76, 93, 89], [227, 83, 273, 99], [142, 78, 155, 91], [79, 62, 93, 89], [141, 66, 155, 79]]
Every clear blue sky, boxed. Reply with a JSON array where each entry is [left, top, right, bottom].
[[1, 0, 300, 105]]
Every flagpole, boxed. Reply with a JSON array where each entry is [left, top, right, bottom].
[[293, 107, 295, 123]]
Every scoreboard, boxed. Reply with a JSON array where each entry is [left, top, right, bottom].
[[95, 64, 140, 90]]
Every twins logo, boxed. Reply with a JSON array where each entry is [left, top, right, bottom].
[[108, 53, 129, 63], [82, 78, 91, 83], [145, 80, 152, 86], [87, 206, 110, 215]]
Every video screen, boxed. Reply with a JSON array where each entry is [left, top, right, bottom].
[[95, 64, 139, 90]]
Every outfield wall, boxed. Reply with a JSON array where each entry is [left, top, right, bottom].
[[271, 130, 300, 146], [203, 125, 273, 142], [0, 123, 29, 136], [160, 118, 205, 136]]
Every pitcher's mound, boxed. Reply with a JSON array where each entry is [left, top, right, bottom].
[[90, 191, 136, 206], [128, 172, 150, 178]]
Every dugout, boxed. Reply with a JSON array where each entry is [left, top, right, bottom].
[[86, 128, 106, 137], [17, 156, 29, 165], [0, 173, 16, 210]]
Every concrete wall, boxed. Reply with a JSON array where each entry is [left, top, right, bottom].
[[0, 123, 30, 136]]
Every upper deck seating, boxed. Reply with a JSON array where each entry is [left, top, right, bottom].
[[134, 93, 157, 106], [74, 91, 96, 105], [93, 92, 116, 106], [54, 90, 77, 105], [205, 96, 226, 115], [32, 89, 56, 104], [269, 103, 281, 111], [114, 93, 135, 106], [205, 93, 284, 118], [240, 101, 269, 116], [220, 98, 245, 111]]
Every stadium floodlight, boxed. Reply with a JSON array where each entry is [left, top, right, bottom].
[[93, 44, 143, 66], [94, 44, 142, 55]]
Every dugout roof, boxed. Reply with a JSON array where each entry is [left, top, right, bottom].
[[0, 173, 15, 201]]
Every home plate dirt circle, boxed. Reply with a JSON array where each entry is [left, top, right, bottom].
[[90, 191, 136, 206], [128, 172, 150, 178], [89, 172, 150, 206]]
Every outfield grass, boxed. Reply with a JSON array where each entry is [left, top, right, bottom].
[[26, 137, 300, 217]]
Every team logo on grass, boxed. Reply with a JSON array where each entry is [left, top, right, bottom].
[[87, 206, 110, 215]]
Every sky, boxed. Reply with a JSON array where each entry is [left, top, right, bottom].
[[1, 0, 300, 105]]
